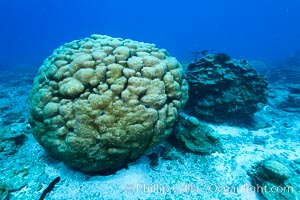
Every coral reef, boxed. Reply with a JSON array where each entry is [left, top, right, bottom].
[[173, 112, 222, 154], [28, 34, 188, 172], [247, 157, 298, 200], [1, 69, 300, 199], [267, 53, 300, 113], [184, 53, 268, 124]]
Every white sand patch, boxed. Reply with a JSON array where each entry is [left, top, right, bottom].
[[211, 125, 248, 137]]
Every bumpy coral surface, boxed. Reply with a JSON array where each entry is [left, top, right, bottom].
[[184, 53, 268, 123], [29, 34, 188, 172], [247, 157, 296, 200]]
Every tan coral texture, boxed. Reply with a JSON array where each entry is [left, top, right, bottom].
[[29, 34, 188, 172]]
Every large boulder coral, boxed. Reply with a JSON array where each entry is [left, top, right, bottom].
[[184, 53, 268, 123], [29, 34, 188, 172]]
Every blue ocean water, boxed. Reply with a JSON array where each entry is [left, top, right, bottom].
[[1, 1, 300, 199], [1, 0, 300, 69]]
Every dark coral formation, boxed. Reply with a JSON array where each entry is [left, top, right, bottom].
[[172, 112, 222, 154], [184, 53, 269, 124]]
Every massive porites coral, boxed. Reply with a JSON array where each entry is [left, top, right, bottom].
[[184, 53, 268, 124], [29, 34, 188, 173]]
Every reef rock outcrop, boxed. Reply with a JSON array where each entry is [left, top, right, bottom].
[[247, 157, 297, 200], [184, 53, 268, 123], [173, 112, 221, 154]]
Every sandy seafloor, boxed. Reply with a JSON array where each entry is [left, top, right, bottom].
[[0, 68, 299, 200]]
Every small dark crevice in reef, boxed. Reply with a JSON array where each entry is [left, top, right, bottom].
[[82, 164, 129, 176], [39, 176, 61, 200]]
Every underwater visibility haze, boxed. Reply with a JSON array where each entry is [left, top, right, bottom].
[[1, 0, 300, 67], [0, 0, 300, 199]]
